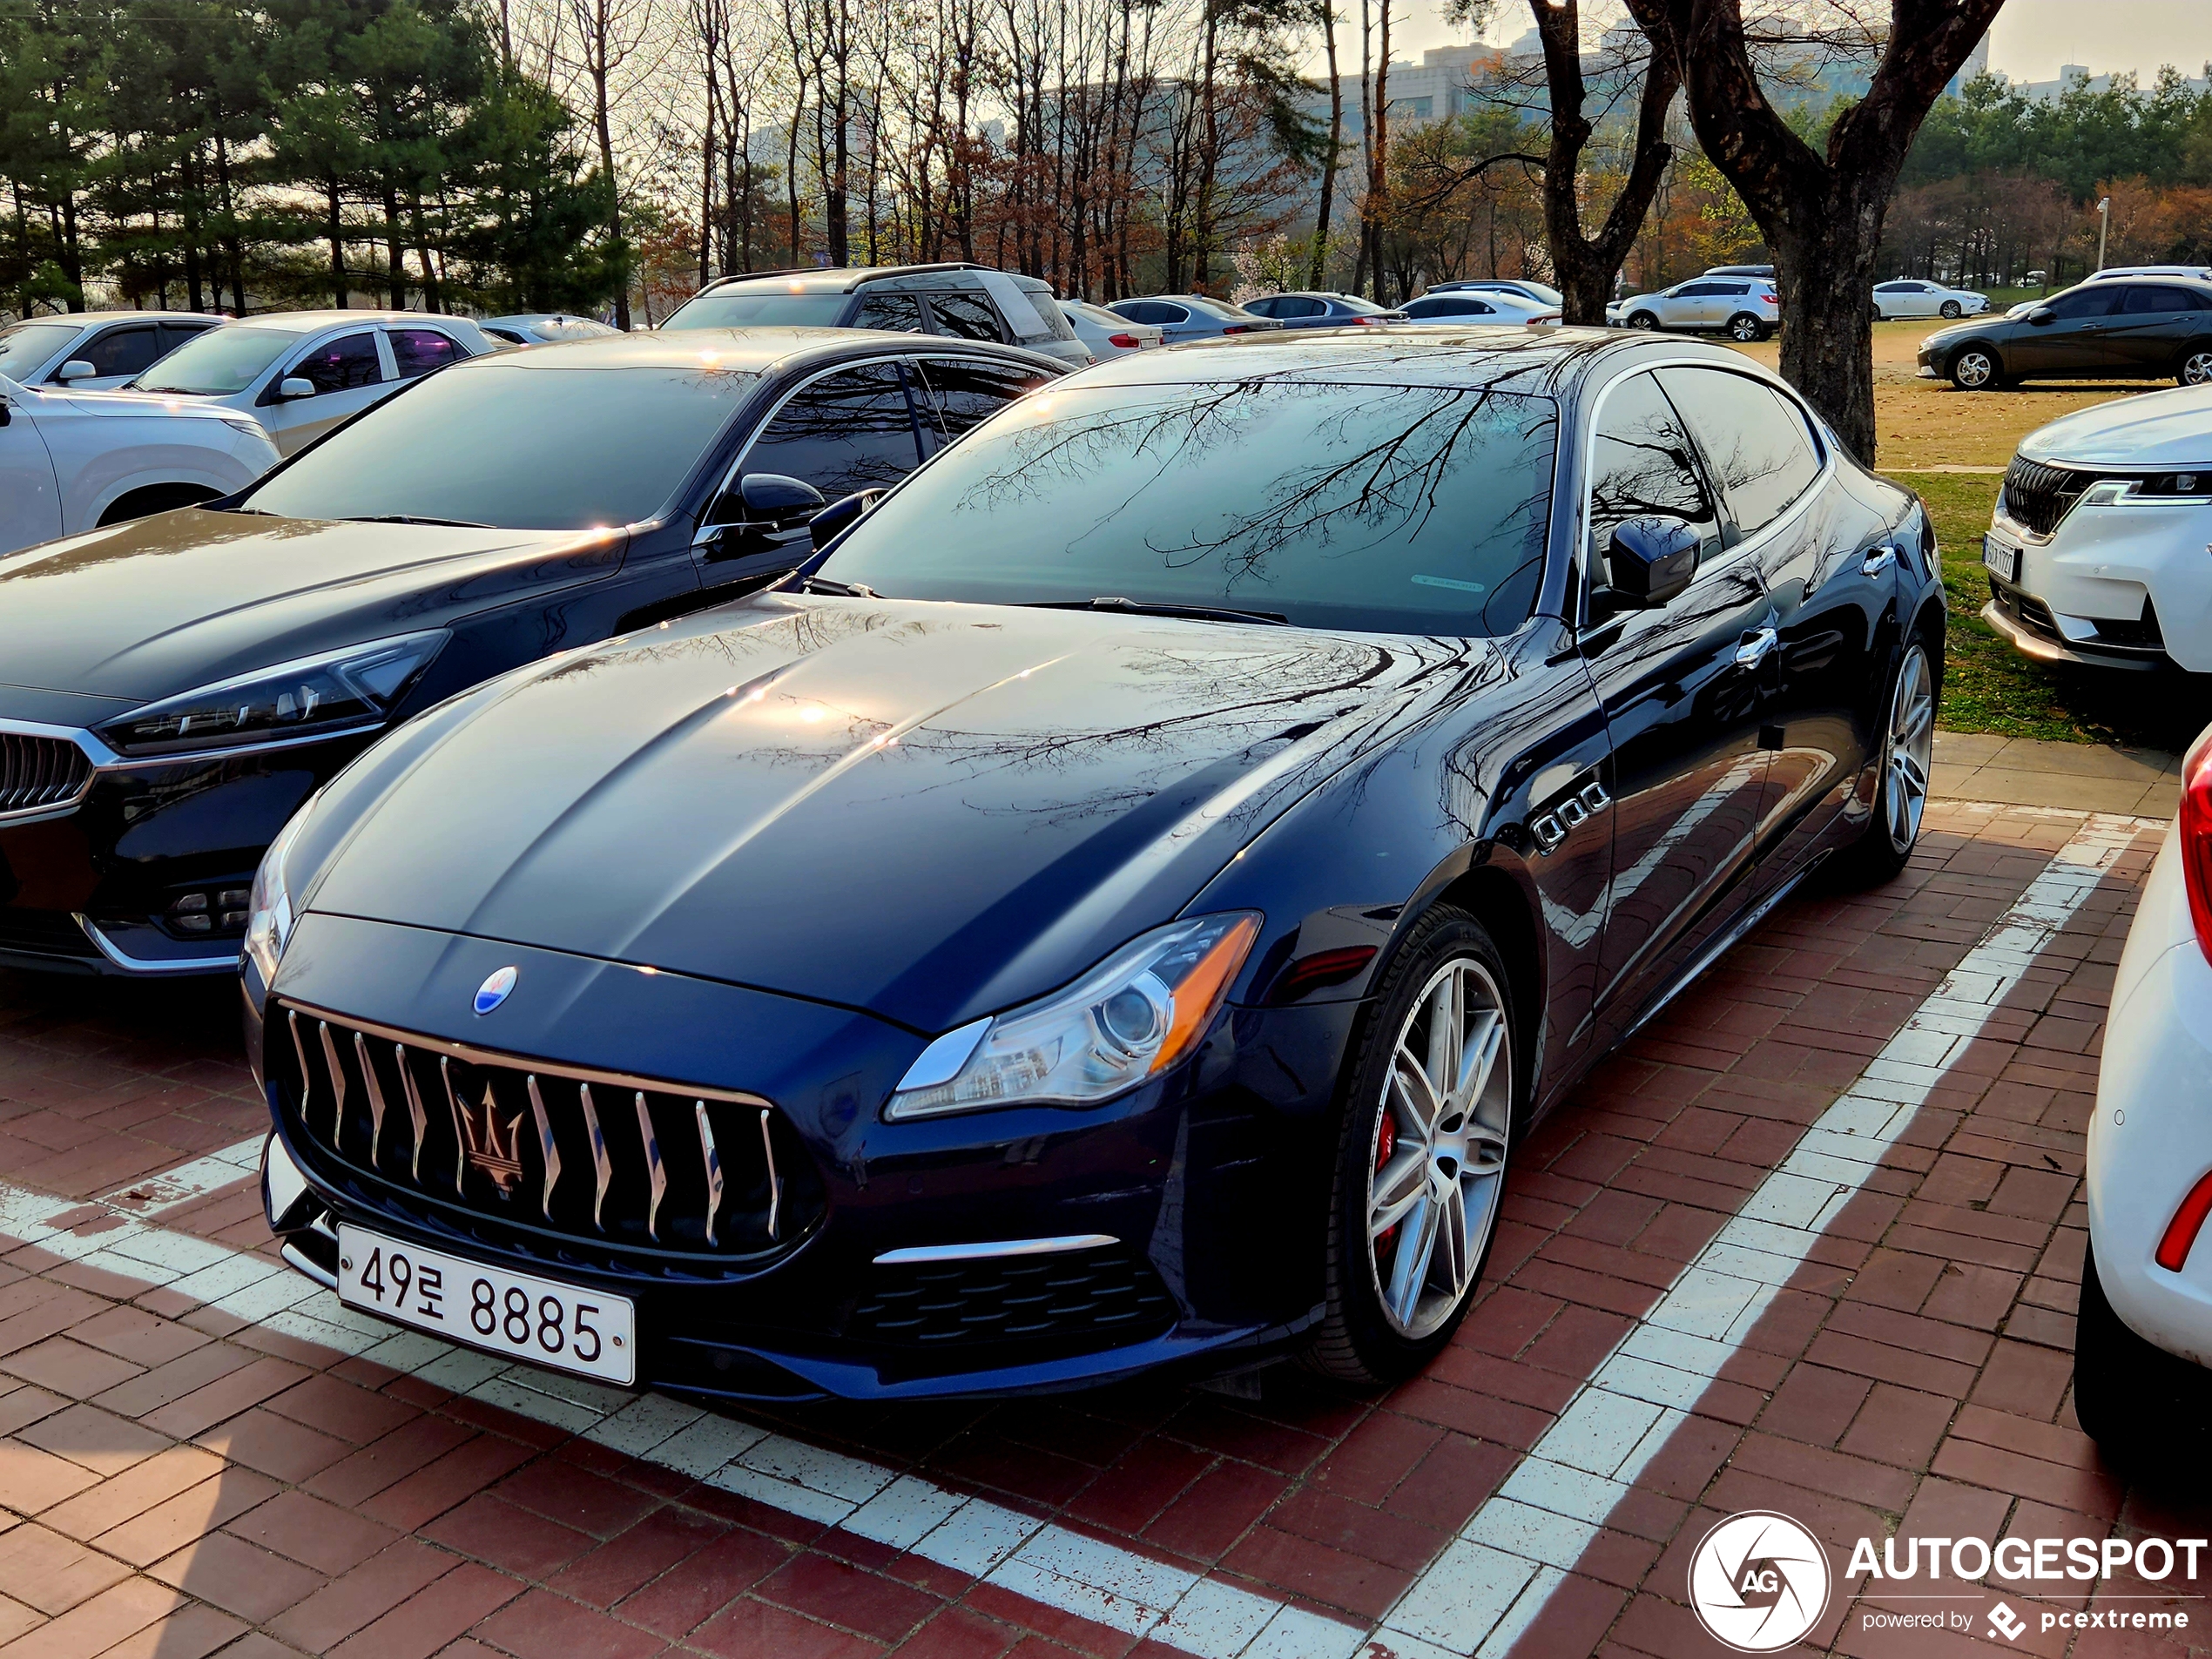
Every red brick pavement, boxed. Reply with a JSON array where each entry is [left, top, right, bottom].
[[0, 800, 2195, 1657]]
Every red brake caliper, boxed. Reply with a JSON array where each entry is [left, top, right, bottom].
[[1374, 1110, 1399, 1263]]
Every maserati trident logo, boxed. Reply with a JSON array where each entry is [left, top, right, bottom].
[[458, 1082, 525, 1197], [474, 965, 517, 1015], [1689, 1510, 1832, 1653]]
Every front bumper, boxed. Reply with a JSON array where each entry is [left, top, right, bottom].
[[1980, 497, 2212, 672], [2087, 825, 2212, 1366], [250, 913, 1357, 1400], [0, 728, 365, 976]]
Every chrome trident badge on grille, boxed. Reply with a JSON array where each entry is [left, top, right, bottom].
[[460, 1082, 527, 1197]]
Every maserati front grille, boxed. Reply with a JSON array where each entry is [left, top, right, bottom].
[[271, 1001, 821, 1266], [0, 733, 92, 819]]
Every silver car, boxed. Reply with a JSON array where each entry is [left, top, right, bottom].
[[480, 314, 619, 346], [1105, 295, 1285, 342], [1058, 300, 1158, 359], [0, 312, 225, 391], [125, 311, 495, 455]]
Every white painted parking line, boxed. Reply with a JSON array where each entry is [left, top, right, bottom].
[[101, 1136, 265, 1216], [0, 1148, 1366, 1659], [1371, 813, 2149, 1659]]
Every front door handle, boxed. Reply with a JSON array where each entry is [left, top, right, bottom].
[[1861, 545, 1897, 577], [1735, 627, 1778, 668]]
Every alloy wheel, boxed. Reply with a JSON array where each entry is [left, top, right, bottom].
[[1882, 644, 1935, 853], [1953, 349, 1995, 388], [1365, 957, 1512, 1339], [1629, 312, 1657, 331], [1728, 314, 1760, 341], [1940, 300, 1963, 319], [2182, 350, 2212, 387]]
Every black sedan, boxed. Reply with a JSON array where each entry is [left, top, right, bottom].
[[246, 328, 1943, 1400], [1919, 276, 2212, 388], [0, 328, 1059, 975]]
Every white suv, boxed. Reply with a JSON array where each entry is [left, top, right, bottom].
[[0, 312, 225, 391], [0, 373, 280, 557], [1979, 384, 2212, 673], [1608, 278, 1780, 341]]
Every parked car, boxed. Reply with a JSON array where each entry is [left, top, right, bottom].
[[660, 263, 1090, 370], [0, 311, 226, 391], [1403, 290, 1561, 324], [1426, 278, 1566, 308], [1607, 278, 1779, 341], [1059, 299, 1157, 359], [1104, 294, 1285, 342], [1919, 277, 2212, 389], [0, 372, 278, 558], [1979, 383, 2212, 672], [245, 328, 1940, 1401], [0, 329, 1061, 978], [1871, 280, 1989, 320], [1238, 291, 1406, 327], [125, 311, 496, 455], [2086, 264, 2212, 285], [479, 314, 619, 346], [1704, 264, 1775, 279], [2076, 722, 2212, 1467]]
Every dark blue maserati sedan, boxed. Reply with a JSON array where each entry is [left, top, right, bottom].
[[246, 327, 1943, 1399]]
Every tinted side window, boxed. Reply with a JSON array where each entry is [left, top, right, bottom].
[[730, 361, 922, 509], [158, 321, 213, 355], [1656, 368, 1822, 539], [76, 326, 163, 379], [2045, 287, 2120, 320], [1278, 296, 1327, 318], [2121, 285, 2197, 314], [918, 358, 1052, 444], [1115, 302, 1168, 325], [1587, 373, 1723, 561], [1676, 282, 1724, 298], [929, 293, 1005, 341], [291, 332, 382, 395], [853, 292, 925, 331], [389, 328, 466, 379]]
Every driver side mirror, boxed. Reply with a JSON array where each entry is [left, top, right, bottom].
[[54, 359, 97, 383], [809, 489, 883, 552], [2026, 306, 2054, 325], [736, 472, 826, 524], [276, 376, 318, 401], [1604, 516, 1702, 610], [698, 472, 827, 563]]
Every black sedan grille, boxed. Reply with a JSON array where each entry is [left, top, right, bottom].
[[0, 733, 91, 818], [272, 1001, 821, 1267], [845, 1248, 1175, 1348]]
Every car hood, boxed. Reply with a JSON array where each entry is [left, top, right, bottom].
[[0, 510, 625, 706], [2019, 383, 2212, 468], [298, 594, 1474, 1031]]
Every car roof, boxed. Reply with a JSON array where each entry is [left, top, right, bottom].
[[1062, 326, 1653, 394], [696, 263, 1002, 297], [440, 326, 1064, 376], [2, 310, 224, 327], [233, 310, 470, 334]]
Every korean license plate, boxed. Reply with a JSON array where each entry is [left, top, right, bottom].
[[1982, 533, 2020, 584], [337, 1224, 636, 1385]]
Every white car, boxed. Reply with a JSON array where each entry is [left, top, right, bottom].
[[1871, 280, 1989, 320], [1607, 277, 1779, 341], [2087, 265, 2212, 286], [2077, 725, 2212, 1467], [125, 311, 495, 455], [0, 312, 226, 391], [1058, 300, 1150, 359], [0, 373, 280, 557], [1403, 289, 1561, 325], [1979, 383, 2212, 672]]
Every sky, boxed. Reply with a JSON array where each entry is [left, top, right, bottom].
[[1386, 1, 2212, 85]]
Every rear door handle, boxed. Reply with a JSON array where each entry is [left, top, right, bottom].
[[1861, 545, 1897, 577], [1735, 627, 1778, 668]]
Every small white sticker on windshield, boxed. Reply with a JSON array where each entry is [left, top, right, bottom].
[[1412, 574, 1487, 593]]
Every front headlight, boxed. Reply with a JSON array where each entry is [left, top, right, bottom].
[[244, 795, 314, 987], [96, 630, 448, 757], [884, 912, 1263, 1121]]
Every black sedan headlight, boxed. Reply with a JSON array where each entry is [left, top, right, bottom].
[[884, 913, 1262, 1120], [96, 631, 448, 757]]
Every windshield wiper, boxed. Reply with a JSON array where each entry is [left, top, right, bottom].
[[339, 515, 493, 528], [1027, 597, 1289, 625], [801, 576, 880, 597]]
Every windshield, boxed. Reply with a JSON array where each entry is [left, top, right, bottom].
[[0, 321, 76, 377], [819, 379, 1556, 635], [240, 364, 752, 529], [136, 326, 289, 395], [660, 291, 849, 330]]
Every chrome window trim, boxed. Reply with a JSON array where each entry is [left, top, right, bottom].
[[698, 350, 930, 541], [873, 1234, 1120, 1265], [72, 915, 242, 975], [278, 999, 774, 1113]]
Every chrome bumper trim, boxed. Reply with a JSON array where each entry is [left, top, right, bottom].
[[1979, 600, 2164, 672], [873, 1233, 1121, 1265], [72, 914, 242, 976]]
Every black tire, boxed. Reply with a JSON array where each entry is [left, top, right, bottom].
[[1726, 312, 1762, 343], [96, 482, 222, 527], [1829, 637, 1938, 888], [1627, 311, 1658, 332], [1939, 300, 1963, 320], [2074, 1246, 2212, 1472], [1306, 907, 1522, 1386], [2178, 347, 2212, 388], [1947, 345, 2002, 390]]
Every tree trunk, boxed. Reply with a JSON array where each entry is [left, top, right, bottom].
[[1309, 0, 1343, 289], [327, 179, 347, 307], [592, 48, 629, 328]]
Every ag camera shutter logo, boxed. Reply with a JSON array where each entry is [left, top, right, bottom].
[[1689, 1510, 1832, 1652]]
